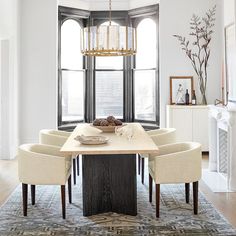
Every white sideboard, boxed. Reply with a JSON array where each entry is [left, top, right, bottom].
[[166, 105, 209, 151]]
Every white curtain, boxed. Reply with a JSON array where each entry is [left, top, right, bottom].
[[0, 39, 18, 160]]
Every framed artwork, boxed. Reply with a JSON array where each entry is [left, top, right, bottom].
[[225, 23, 236, 103], [170, 76, 193, 105]]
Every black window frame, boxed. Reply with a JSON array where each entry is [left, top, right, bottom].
[[129, 5, 160, 127], [58, 5, 159, 130], [58, 7, 90, 127]]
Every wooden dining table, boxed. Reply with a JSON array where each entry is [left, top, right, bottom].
[[60, 123, 159, 216]]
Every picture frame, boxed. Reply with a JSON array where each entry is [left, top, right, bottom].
[[170, 76, 193, 105], [225, 23, 236, 103]]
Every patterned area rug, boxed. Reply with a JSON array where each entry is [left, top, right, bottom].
[[0, 175, 236, 236]]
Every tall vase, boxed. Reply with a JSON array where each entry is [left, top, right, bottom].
[[201, 93, 207, 105], [199, 77, 207, 105]]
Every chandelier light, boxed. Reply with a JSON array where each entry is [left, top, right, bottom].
[[81, 0, 137, 56]]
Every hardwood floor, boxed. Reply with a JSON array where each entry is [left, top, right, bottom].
[[0, 159, 19, 206], [200, 155, 236, 228], [1, 156, 236, 228]]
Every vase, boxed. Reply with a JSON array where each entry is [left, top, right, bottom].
[[199, 78, 207, 105], [200, 93, 207, 105]]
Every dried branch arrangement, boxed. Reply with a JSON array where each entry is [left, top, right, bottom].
[[173, 5, 216, 105]]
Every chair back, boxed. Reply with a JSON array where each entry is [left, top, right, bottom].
[[18, 143, 71, 185], [150, 128, 176, 146], [150, 142, 202, 184], [39, 129, 70, 147]]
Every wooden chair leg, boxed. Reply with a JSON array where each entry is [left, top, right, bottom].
[[68, 175, 72, 204], [31, 185, 35, 205], [77, 155, 80, 176], [141, 157, 145, 184], [185, 183, 190, 204], [73, 158, 76, 185], [156, 184, 160, 218], [138, 155, 141, 175], [193, 181, 198, 215], [22, 183, 28, 216], [61, 185, 66, 219], [149, 174, 153, 203]]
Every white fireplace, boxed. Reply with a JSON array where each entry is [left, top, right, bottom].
[[218, 126, 228, 176], [203, 103, 236, 192]]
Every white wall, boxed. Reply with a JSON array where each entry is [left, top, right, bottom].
[[20, 0, 58, 143], [0, 0, 17, 38], [224, 0, 235, 26], [159, 0, 223, 127], [0, 0, 19, 159], [224, 0, 236, 109]]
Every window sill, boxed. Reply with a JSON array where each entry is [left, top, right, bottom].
[[58, 123, 78, 131], [140, 123, 159, 131], [59, 121, 159, 132]]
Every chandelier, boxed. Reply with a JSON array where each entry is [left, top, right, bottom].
[[81, 0, 137, 56]]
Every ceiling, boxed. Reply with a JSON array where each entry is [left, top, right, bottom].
[[59, 0, 159, 11]]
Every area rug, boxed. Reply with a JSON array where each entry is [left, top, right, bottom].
[[0, 175, 236, 236]]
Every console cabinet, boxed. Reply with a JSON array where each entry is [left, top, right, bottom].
[[166, 105, 209, 152]]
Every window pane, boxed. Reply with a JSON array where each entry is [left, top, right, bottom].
[[134, 70, 156, 121], [61, 19, 83, 70], [96, 56, 123, 69], [62, 71, 84, 122], [96, 71, 123, 118], [136, 18, 156, 69]]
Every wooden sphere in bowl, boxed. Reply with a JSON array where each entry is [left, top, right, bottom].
[[91, 124, 125, 133], [92, 117, 124, 133]]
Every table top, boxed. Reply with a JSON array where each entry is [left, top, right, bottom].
[[60, 123, 159, 155]]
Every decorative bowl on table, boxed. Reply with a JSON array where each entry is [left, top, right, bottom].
[[74, 135, 109, 145], [91, 116, 124, 133]]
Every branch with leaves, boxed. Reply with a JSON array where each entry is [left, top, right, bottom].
[[173, 5, 216, 104]]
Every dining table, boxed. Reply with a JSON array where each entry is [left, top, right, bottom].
[[60, 122, 159, 216]]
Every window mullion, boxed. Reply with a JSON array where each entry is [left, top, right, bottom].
[[84, 55, 95, 123], [124, 55, 134, 122]]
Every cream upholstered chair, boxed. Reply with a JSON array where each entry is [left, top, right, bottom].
[[148, 142, 202, 218], [39, 129, 79, 185], [147, 128, 176, 145], [139, 128, 176, 184], [18, 144, 72, 219]]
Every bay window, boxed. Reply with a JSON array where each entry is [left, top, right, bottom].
[[58, 5, 159, 128]]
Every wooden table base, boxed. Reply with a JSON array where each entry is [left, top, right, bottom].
[[82, 154, 137, 216]]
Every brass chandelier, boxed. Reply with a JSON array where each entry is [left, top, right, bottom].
[[81, 0, 137, 56]]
